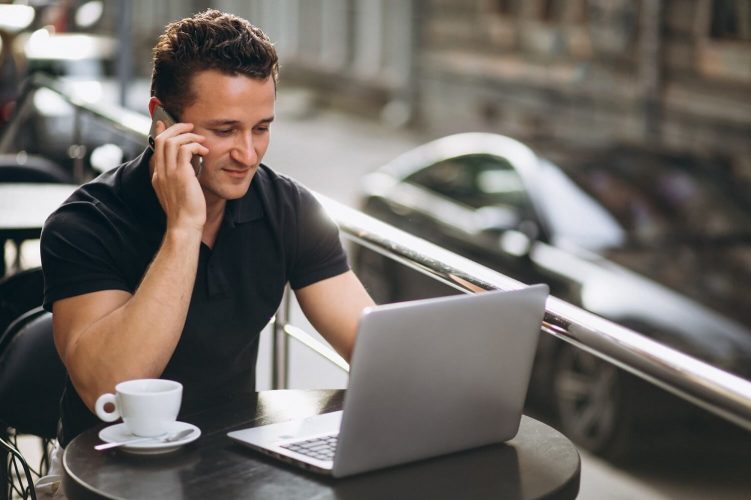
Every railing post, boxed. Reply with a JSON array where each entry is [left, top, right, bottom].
[[69, 109, 86, 183], [271, 287, 292, 389]]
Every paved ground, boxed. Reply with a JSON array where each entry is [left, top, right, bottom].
[[14, 87, 751, 499]]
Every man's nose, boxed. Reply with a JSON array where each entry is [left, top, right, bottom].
[[231, 132, 257, 166]]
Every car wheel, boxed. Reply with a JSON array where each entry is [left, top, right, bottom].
[[552, 345, 633, 460]]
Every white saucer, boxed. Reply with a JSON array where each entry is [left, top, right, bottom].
[[98, 421, 201, 455]]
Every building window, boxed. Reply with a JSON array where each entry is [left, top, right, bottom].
[[494, 0, 517, 16], [537, 0, 587, 25], [696, 0, 751, 82], [710, 0, 751, 41]]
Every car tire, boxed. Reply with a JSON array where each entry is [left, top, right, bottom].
[[552, 345, 634, 461]]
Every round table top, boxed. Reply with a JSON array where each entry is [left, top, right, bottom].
[[0, 183, 76, 238], [63, 389, 580, 500]]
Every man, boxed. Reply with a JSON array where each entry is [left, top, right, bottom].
[[40, 9, 374, 453]]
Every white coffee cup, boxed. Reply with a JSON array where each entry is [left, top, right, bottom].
[[95, 379, 183, 437]]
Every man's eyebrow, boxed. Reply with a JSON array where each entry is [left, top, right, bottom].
[[204, 116, 275, 127]]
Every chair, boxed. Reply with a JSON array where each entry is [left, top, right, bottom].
[[0, 301, 65, 499], [0, 309, 64, 439], [0, 267, 44, 337], [0, 436, 37, 500]]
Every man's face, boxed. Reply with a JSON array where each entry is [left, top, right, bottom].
[[179, 70, 276, 205]]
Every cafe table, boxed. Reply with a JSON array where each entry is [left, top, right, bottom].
[[63, 389, 580, 499], [0, 183, 76, 275], [0, 183, 76, 240]]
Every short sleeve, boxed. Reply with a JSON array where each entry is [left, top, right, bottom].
[[41, 202, 131, 311], [288, 186, 350, 290]]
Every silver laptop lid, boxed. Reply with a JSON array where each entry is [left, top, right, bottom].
[[333, 284, 548, 477]]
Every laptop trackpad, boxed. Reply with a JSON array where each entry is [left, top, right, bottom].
[[228, 410, 343, 446]]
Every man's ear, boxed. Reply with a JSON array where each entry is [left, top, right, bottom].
[[148, 97, 162, 117]]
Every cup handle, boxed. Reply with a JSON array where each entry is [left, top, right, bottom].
[[95, 393, 120, 422]]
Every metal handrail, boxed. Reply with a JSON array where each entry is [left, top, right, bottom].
[[9, 74, 751, 432], [318, 197, 751, 431]]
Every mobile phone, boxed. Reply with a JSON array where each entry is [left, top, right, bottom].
[[148, 105, 204, 177]]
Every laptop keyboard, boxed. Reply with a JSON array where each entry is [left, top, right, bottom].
[[280, 434, 338, 461]]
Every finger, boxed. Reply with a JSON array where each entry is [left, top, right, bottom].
[[163, 134, 206, 172], [176, 143, 210, 172], [152, 120, 181, 174], [164, 132, 206, 145], [154, 124, 201, 163], [153, 122, 195, 149]]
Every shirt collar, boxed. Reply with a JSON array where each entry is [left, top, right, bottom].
[[225, 170, 264, 226]]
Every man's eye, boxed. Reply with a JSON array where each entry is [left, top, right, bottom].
[[215, 129, 233, 136]]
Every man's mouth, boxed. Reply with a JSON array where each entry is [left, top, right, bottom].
[[222, 167, 252, 178]]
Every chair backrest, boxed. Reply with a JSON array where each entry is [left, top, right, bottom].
[[0, 267, 44, 337], [0, 308, 65, 439]]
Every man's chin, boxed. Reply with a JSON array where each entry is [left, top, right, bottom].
[[202, 181, 252, 202], [223, 184, 252, 200]]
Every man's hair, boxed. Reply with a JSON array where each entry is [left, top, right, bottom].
[[150, 9, 279, 116]]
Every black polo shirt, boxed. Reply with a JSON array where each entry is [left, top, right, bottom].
[[41, 149, 349, 446]]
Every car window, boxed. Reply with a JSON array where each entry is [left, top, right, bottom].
[[406, 154, 532, 212], [536, 160, 626, 249]]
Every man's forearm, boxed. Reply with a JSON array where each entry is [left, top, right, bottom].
[[59, 228, 202, 410]]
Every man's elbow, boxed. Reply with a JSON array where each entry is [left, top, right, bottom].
[[60, 342, 121, 413]]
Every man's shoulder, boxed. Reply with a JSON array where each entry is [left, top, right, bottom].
[[45, 172, 122, 228], [43, 150, 153, 234]]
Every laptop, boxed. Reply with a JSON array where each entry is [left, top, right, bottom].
[[228, 284, 549, 477]]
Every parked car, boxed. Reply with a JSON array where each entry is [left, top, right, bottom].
[[353, 132, 751, 459]]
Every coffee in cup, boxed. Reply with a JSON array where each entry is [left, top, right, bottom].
[[95, 379, 182, 437]]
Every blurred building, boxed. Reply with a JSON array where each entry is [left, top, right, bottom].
[[411, 1, 751, 180], [108, 0, 750, 178]]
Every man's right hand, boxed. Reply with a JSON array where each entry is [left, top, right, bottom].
[[149, 120, 209, 233]]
